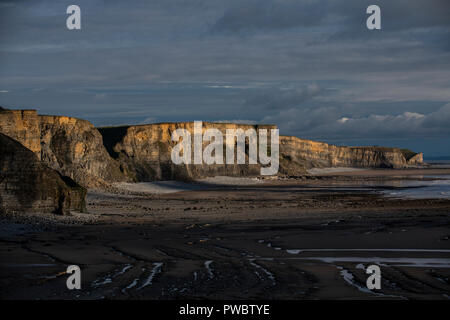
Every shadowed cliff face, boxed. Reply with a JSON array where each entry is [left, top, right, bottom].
[[0, 133, 86, 214], [406, 152, 424, 165]]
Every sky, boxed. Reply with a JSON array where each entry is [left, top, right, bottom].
[[1, 0, 450, 158]]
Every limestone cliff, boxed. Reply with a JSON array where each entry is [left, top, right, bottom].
[[0, 109, 125, 188], [98, 122, 276, 181], [99, 123, 422, 180], [0, 108, 424, 188], [0, 133, 86, 214], [280, 136, 423, 170]]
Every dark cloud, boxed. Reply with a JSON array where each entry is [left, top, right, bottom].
[[244, 84, 321, 110], [212, 0, 329, 34], [211, 0, 450, 35], [210, 0, 450, 52], [336, 0, 450, 32]]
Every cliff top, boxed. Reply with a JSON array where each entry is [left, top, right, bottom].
[[97, 121, 276, 129], [39, 114, 90, 123], [0, 107, 36, 112], [0, 107, 91, 123]]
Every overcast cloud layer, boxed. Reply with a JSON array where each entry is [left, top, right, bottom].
[[1, 0, 449, 157]]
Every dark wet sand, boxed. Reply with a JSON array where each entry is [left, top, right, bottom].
[[316, 168, 450, 176], [1, 171, 450, 300]]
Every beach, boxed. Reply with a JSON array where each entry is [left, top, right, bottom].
[[1, 168, 450, 300]]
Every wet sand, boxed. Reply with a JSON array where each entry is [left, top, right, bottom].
[[313, 168, 450, 176], [1, 168, 450, 300]]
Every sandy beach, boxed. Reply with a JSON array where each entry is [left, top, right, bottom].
[[1, 168, 449, 300]]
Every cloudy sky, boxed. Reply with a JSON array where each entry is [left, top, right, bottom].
[[1, 0, 449, 157]]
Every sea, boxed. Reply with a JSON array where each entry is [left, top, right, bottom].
[[383, 160, 450, 199]]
